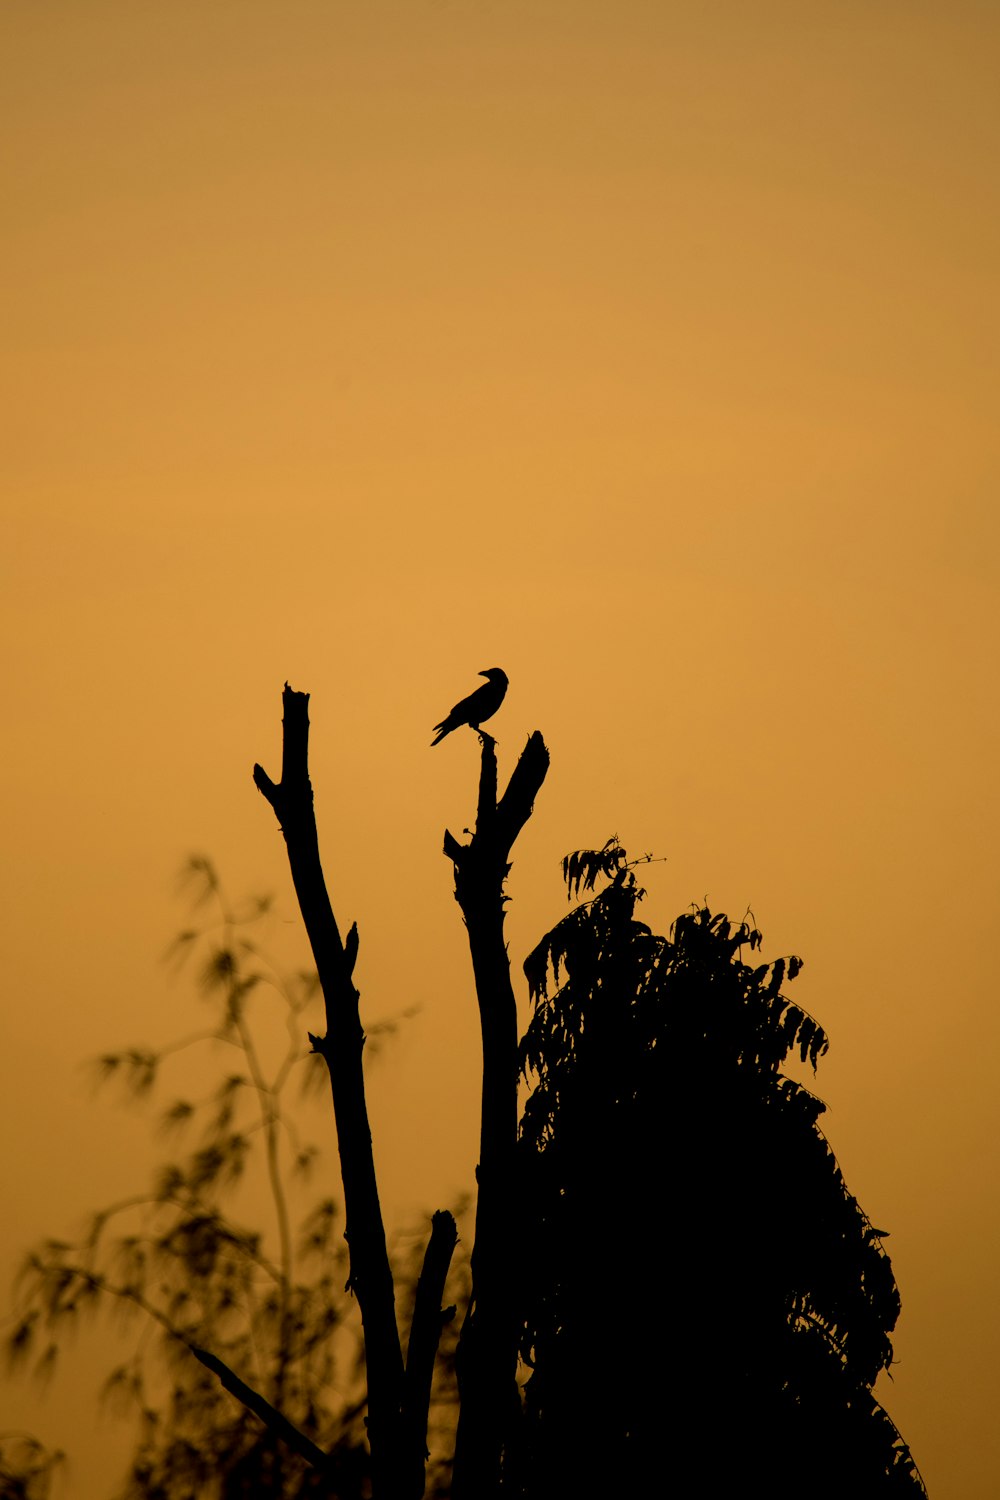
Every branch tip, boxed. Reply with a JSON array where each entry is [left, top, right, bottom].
[[252, 763, 279, 806], [345, 922, 359, 976], [443, 829, 464, 864]]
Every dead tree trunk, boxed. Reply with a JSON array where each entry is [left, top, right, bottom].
[[445, 730, 550, 1500], [254, 685, 454, 1499]]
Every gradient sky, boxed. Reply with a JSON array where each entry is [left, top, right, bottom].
[[3, 3, 999, 1494]]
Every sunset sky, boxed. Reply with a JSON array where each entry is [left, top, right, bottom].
[[3, 2, 999, 1493]]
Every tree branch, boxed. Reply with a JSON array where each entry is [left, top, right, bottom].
[[255, 684, 415, 1498], [496, 732, 550, 849], [404, 1209, 459, 1471], [446, 730, 550, 1500], [191, 1345, 332, 1472], [475, 732, 499, 837]]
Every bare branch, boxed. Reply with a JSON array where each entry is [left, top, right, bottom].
[[255, 684, 414, 1498], [445, 730, 550, 1500], [191, 1344, 331, 1472], [404, 1210, 459, 1468]]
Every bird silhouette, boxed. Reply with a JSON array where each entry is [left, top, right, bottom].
[[431, 668, 509, 746]]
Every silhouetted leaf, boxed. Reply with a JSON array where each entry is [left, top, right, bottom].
[[6, 1312, 38, 1370], [561, 838, 626, 900], [159, 1099, 195, 1136]]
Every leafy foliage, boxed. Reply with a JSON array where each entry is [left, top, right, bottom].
[[560, 839, 628, 902], [514, 840, 926, 1498], [7, 858, 466, 1500], [6, 811, 927, 1499], [8, 861, 373, 1499]]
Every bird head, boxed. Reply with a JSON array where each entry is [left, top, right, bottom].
[[479, 668, 508, 684]]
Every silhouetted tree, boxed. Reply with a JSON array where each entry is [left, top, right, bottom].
[[514, 839, 926, 1497], [10, 687, 926, 1498], [441, 729, 549, 1500], [9, 860, 464, 1499], [252, 687, 548, 1499]]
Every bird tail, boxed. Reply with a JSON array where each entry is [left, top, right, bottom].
[[430, 720, 451, 747]]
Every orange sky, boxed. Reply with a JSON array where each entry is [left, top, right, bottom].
[[3, 3, 999, 1493]]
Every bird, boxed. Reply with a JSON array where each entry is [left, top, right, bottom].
[[431, 668, 509, 746]]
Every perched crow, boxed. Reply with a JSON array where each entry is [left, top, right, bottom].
[[431, 668, 509, 746]]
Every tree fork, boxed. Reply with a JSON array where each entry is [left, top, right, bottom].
[[446, 730, 550, 1500]]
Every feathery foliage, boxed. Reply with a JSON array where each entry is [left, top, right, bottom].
[[0, 1433, 64, 1500], [8, 860, 462, 1499]]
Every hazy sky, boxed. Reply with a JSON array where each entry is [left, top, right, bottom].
[[3, 3, 999, 1493]]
